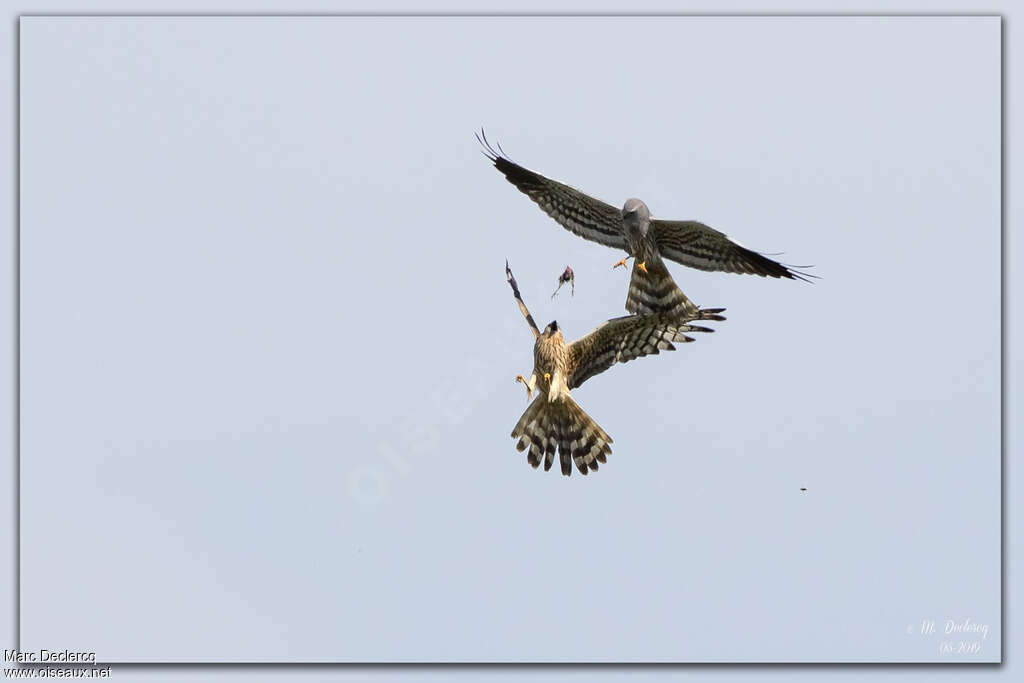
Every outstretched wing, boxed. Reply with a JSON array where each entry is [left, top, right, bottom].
[[652, 219, 814, 281], [566, 314, 713, 390], [505, 261, 540, 338], [478, 131, 627, 251]]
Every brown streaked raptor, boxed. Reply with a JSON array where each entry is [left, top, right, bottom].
[[505, 262, 715, 476]]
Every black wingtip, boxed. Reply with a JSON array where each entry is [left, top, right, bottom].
[[747, 249, 818, 283], [782, 265, 819, 284], [759, 252, 818, 283], [477, 127, 502, 163]]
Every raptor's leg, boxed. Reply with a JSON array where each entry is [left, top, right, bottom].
[[515, 373, 537, 400], [614, 256, 646, 273]]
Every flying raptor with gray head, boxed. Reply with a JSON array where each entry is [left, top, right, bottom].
[[479, 131, 811, 320]]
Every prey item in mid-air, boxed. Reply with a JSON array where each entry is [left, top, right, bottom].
[[505, 262, 715, 476], [551, 265, 574, 298], [480, 130, 812, 319]]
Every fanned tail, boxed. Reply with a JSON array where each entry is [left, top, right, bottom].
[[511, 395, 612, 476], [625, 254, 726, 322]]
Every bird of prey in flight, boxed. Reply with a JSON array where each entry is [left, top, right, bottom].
[[479, 131, 811, 320], [505, 262, 715, 476]]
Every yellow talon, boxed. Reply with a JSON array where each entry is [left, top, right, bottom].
[[543, 372, 551, 381], [613, 257, 629, 270], [637, 261, 648, 274]]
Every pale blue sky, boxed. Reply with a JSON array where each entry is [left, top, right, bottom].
[[15, 12, 1000, 666]]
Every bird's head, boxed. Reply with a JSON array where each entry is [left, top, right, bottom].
[[543, 320, 561, 338], [622, 198, 651, 236]]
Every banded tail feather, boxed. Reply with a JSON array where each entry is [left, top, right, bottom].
[[511, 395, 612, 476], [625, 255, 727, 322]]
